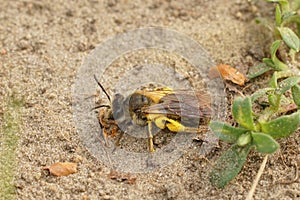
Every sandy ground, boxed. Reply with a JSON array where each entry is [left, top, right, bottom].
[[1, 0, 299, 199]]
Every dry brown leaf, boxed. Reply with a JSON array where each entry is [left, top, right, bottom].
[[43, 162, 77, 176], [214, 64, 247, 86]]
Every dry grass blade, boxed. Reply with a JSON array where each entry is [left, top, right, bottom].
[[246, 155, 269, 200]]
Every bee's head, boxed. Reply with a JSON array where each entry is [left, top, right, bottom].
[[94, 75, 128, 121], [112, 93, 125, 120]]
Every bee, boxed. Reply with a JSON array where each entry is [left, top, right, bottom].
[[94, 75, 211, 152]]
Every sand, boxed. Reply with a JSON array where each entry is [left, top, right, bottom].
[[1, 0, 299, 199]]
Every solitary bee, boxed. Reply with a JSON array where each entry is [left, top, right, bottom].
[[94, 75, 211, 152]]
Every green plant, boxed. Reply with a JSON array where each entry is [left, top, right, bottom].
[[210, 79, 300, 188], [0, 95, 23, 199], [209, 0, 300, 188], [250, 0, 300, 78]]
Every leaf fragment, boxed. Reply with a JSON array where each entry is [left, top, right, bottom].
[[216, 64, 247, 86], [43, 162, 77, 176]]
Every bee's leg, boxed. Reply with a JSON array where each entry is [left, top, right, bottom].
[[102, 128, 109, 146], [154, 116, 185, 132], [147, 121, 155, 152], [115, 130, 125, 147], [112, 130, 125, 153], [98, 109, 108, 146]]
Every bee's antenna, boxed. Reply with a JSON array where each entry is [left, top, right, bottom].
[[94, 74, 111, 102], [91, 104, 111, 111]]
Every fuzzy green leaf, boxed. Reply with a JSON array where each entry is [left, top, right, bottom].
[[210, 144, 251, 188], [270, 40, 289, 70], [247, 63, 273, 79], [277, 27, 300, 52], [269, 71, 296, 88], [275, 4, 282, 26], [278, 76, 300, 95], [292, 84, 300, 107], [232, 96, 257, 131], [271, 40, 281, 57], [263, 58, 275, 68], [281, 11, 297, 22], [209, 121, 248, 143], [252, 132, 279, 154], [251, 88, 275, 102], [260, 111, 300, 138], [270, 71, 278, 88]]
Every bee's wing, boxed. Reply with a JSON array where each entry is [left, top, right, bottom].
[[142, 90, 211, 119]]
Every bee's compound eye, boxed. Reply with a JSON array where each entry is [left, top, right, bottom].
[[141, 95, 150, 104], [112, 93, 125, 119]]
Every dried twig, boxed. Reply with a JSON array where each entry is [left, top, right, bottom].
[[246, 155, 269, 200]]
